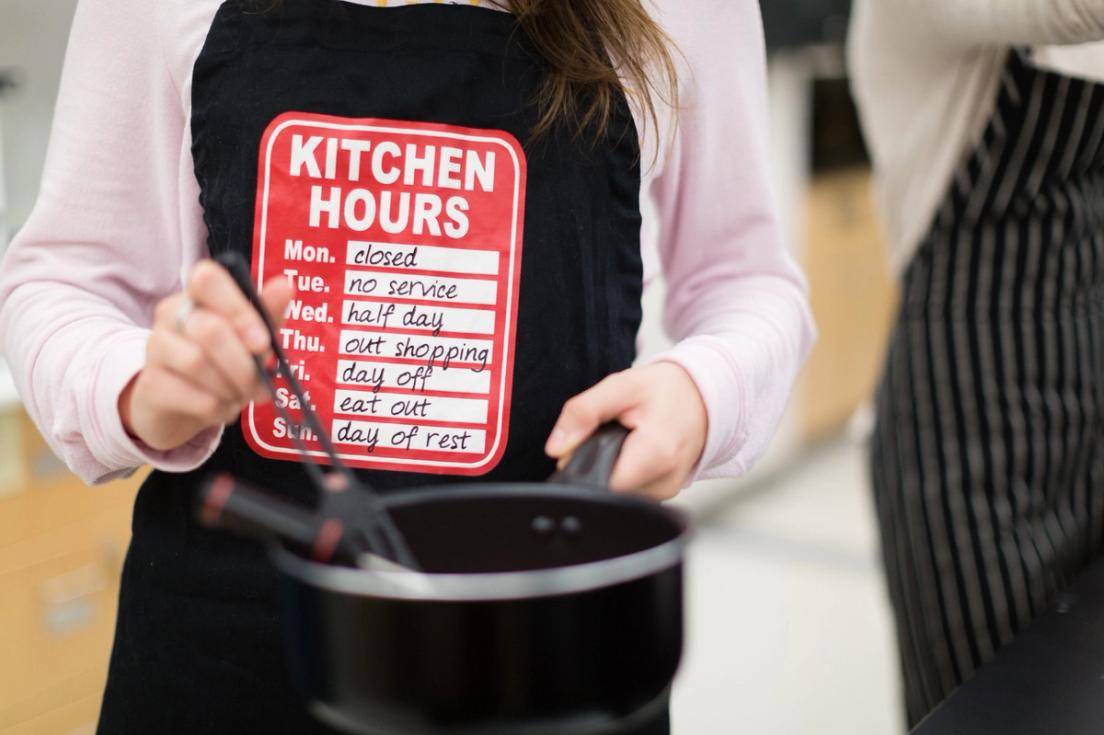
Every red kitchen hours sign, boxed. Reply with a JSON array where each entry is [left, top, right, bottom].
[[244, 112, 526, 475]]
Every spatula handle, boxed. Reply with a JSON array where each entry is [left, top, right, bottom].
[[199, 474, 362, 565]]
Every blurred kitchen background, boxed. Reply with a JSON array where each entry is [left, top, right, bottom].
[[0, 1, 904, 733]]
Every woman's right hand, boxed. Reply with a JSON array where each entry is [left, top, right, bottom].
[[119, 260, 295, 452]]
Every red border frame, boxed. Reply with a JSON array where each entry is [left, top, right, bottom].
[[242, 112, 526, 475]]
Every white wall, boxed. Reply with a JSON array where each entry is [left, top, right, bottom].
[[0, 1, 78, 405], [0, 0, 79, 243]]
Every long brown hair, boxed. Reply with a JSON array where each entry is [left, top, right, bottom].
[[495, 0, 680, 147]]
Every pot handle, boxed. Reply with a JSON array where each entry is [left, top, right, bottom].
[[548, 423, 630, 490]]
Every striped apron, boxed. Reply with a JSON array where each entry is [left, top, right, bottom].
[[870, 50, 1104, 726]]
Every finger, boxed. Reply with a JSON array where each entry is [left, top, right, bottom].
[[250, 276, 289, 400], [146, 329, 238, 403], [140, 366, 236, 427], [609, 425, 682, 497], [187, 259, 270, 353], [545, 371, 641, 458], [152, 292, 189, 330], [184, 307, 260, 401], [260, 276, 295, 332], [635, 475, 683, 502]]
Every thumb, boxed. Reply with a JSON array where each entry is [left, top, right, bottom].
[[250, 277, 296, 403], [545, 371, 639, 459], [261, 276, 295, 330]]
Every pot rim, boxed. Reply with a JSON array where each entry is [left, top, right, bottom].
[[271, 484, 690, 601]]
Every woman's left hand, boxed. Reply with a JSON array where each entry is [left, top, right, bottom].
[[545, 363, 708, 500]]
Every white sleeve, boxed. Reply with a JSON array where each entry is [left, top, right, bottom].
[[0, 0, 220, 484], [892, 0, 1104, 46]]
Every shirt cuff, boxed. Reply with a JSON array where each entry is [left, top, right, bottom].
[[641, 335, 749, 485], [87, 328, 223, 480]]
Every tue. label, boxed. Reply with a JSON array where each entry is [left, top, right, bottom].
[[244, 112, 526, 475]]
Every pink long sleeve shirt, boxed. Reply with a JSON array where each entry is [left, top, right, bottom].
[[0, 0, 815, 485]]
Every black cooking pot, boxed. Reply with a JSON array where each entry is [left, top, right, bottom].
[[271, 425, 689, 735]]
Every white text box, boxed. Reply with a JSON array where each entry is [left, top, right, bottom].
[[347, 241, 499, 275], [334, 389, 489, 424], [344, 271, 499, 305], [335, 360, 494, 394], [332, 419, 487, 454], [342, 300, 495, 335], [339, 330, 493, 371]]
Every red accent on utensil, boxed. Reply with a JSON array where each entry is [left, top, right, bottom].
[[202, 474, 236, 527], [312, 519, 345, 563]]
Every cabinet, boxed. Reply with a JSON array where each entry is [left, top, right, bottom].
[[799, 169, 897, 441], [0, 410, 143, 735]]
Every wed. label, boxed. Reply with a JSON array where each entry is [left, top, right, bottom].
[[244, 112, 526, 474]]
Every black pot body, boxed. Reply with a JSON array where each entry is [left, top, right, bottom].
[[274, 485, 687, 734]]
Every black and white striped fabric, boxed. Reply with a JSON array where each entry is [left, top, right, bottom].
[[871, 49, 1104, 727]]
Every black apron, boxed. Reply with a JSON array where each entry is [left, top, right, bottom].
[[871, 50, 1104, 727], [97, 2, 666, 732]]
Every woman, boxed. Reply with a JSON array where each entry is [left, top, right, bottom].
[[851, 0, 1104, 726], [0, 0, 814, 732]]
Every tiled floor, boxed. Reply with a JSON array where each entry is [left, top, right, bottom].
[[669, 437, 906, 734]]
